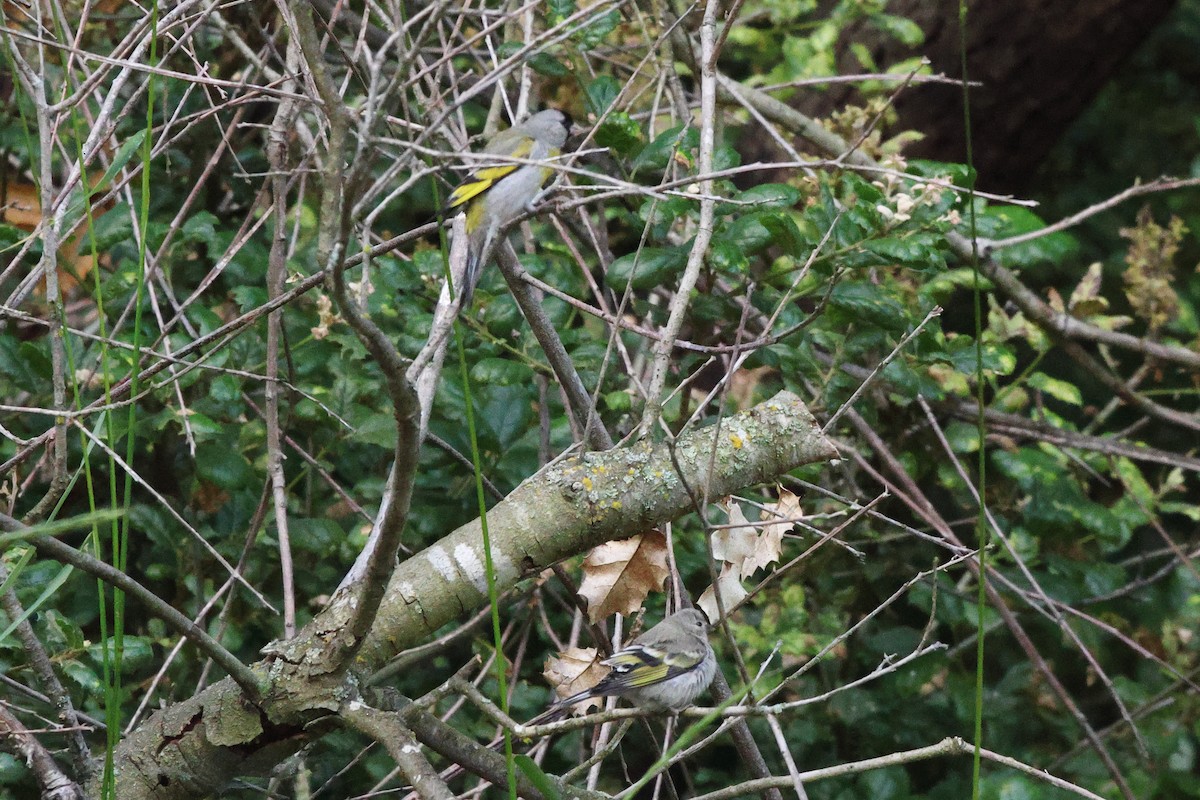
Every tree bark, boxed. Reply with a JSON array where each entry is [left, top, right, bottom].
[[104, 391, 837, 799]]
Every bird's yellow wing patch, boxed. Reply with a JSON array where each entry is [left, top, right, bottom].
[[625, 663, 669, 687], [446, 167, 509, 210], [445, 137, 537, 210]]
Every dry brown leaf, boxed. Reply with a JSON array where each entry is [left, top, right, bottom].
[[578, 531, 669, 622], [703, 496, 797, 613], [747, 488, 799, 577], [1068, 262, 1110, 318], [2, 177, 109, 295], [543, 646, 606, 708], [1047, 286, 1065, 314], [698, 563, 749, 622], [711, 502, 758, 569], [742, 529, 782, 579], [764, 486, 803, 526], [714, 499, 787, 580]]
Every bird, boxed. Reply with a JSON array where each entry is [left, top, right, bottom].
[[444, 108, 572, 302], [421, 608, 716, 791], [537, 608, 717, 723]]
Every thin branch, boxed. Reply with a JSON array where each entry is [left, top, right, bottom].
[[948, 403, 1200, 473], [637, 1, 719, 436], [823, 306, 942, 432], [340, 703, 454, 800], [842, 407, 1137, 799], [266, 34, 302, 640], [289, 0, 421, 658], [990, 176, 1200, 248], [689, 737, 1109, 800], [0, 561, 93, 781], [495, 244, 613, 450], [918, 397, 1150, 760], [0, 513, 265, 700], [708, 66, 1200, 374], [0, 702, 84, 800]]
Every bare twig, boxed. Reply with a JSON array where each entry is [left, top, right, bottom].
[[0, 513, 265, 700], [0, 702, 83, 800]]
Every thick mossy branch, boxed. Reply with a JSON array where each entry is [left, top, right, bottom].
[[108, 391, 835, 799], [358, 390, 836, 666]]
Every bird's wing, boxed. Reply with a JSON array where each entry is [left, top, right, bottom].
[[601, 644, 690, 688], [444, 136, 535, 210]]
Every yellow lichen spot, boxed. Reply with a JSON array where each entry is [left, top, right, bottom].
[[582, 477, 593, 490], [730, 432, 745, 449], [611, 501, 622, 509]]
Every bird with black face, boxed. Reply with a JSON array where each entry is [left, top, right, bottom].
[[444, 109, 573, 301]]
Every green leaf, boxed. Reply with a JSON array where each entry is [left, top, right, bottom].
[[231, 285, 267, 312], [181, 410, 224, 440], [89, 129, 147, 198], [351, 412, 397, 449], [631, 125, 695, 177], [575, 8, 619, 49], [289, 518, 345, 555], [481, 386, 533, 448], [985, 206, 1079, 267], [545, 0, 575, 24], [863, 235, 941, 267], [42, 610, 86, 652], [722, 211, 785, 253], [874, 13, 925, 47], [527, 52, 571, 77], [195, 441, 253, 489], [85, 202, 135, 251], [1027, 372, 1082, 406], [1161, 501, 1200, 521], [1, 561, 73, 645], [606, 246, 687, 290], [921, 267, 993, 299], [62, 658, 104, 695], [585, 75, 620, 116], [210, 374, 242, 404], [0, 336, 50, 391], [88, 636, 155, 672], [594, 112, 642, 155], [713, 144, 741, 172], [470, 357, 535, 386], [709, 239, 749, 273], [945, 421, 980, 454], [640, 196, 693, 227], [604, 390, 632, 411], [944, 337, 1016, 376], [828, 282, 911, 333], [0, 546, 32, 599], [726, 183, 801, 210], [179, 211, 221, 250]]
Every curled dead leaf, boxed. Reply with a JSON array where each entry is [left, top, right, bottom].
[[543, 646, 607, 712], [697, 563, 749, 622], [577, 531, 669, 623]]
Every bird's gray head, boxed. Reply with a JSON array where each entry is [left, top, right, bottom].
[[523, 108, 572, 147], [673, 608, 710, 632]]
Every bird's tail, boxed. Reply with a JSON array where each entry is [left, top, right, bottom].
[[460, 250, 481, 305], [524, 703, 568, 727]]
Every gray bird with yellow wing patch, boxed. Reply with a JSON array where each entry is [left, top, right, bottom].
[[445, 109, 572, 301]]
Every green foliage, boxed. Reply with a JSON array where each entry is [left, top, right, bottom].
[[1, 0, 1198, 797]]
